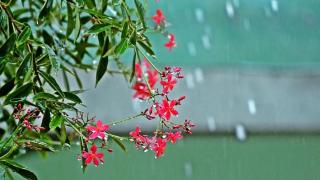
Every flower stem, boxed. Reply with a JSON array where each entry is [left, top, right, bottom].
[[110, 113, 143, 126]]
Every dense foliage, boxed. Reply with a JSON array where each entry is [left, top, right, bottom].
[[0, 0, 193, 179]]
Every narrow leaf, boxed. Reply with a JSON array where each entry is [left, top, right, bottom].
[[134, 0, 146, 29], [0, 160, 37, 180], [17, 26, 31, 46], [114, 39, 128, 55], [66, 3, 75, 38], [63, 92, 82, 103], [87, 23, 110, 34], [33, 92, 58, 101], [0, 79, 15, 97], [138, 40, 156, 58], [38, 70, 64, 97], [16, 53, 31, 80], [41, 108, 50, 132], [39, 0, 53, 19], [0, 33, 17, 58], [49, 113, 64, 130], [73, 68, 83, 89], [111, 136, 127, 152], [95, 37, 109, 86], [4, 83, 33, 105]]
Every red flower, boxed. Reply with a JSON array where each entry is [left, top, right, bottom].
[[157, 99, 178, 120], [23, 119, 32, 131], [152, 9, 165, 25], [135, 63, 143, 79], [129, 127, 142, 139], [86, 120, 109, 140], [82, 145, 104, 167], [167, 132, 182, 144], [160, 73, 177, 93], [132, 82, 151, 100], [152, 138, 167, 158], [164, 34, 176, 51], [147, 69, 158, 88]]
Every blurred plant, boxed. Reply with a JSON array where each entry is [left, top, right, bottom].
[[0, 0, 193, 179]]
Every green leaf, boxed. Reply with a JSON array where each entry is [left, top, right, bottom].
[[39, 0, 53, 19], [38, 70, 64, 98], [114, 39, 128, 55], [111, 136, 127, 153], [62, 70, 70, 91], [59, 121, 67, 145], [16, 53, 31, 80], [33, 92, 58, 101], [17, 26, 31, 46], [0, 79, 15, 97], [41, 108, 50, 132], [96, 37, 109, 87], [66, 3, 75, 38], [134, 0, 146, 29], [63, 92, 82, 103], [74, 8, 81, 42], [45, 45, 60, 71], [0, 160, 37, 180], [73, 68, 83, 89], [121, 21, 129, 39], [138, 40, 156, 58], [49, 113, 64, 130], [4, 83, 33, 105], [87, 23, 110, 34], [129, 51, 136, 82], [17, 139, 55, 152], [0, 33, 17, 58]]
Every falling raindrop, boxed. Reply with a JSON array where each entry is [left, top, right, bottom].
[[194, 8, 204, 23], [225, 1, 235, 18], [235, 124, 247, 141], [187, 42, 197, 56], [271, 0, 279, 12], [184, 162, 193, 178]]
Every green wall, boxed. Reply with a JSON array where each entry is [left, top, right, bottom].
[[17, 135, 320, 180]]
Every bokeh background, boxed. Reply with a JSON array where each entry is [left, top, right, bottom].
[[18, 0, 320, 179]]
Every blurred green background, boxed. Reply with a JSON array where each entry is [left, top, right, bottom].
[[17, 0, 320, 179]]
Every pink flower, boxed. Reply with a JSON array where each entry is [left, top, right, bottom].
[[152, 9, 165, 25], [152, 138, 167, 158], [132, 82, 151, 100], [86, 120, 109, 140], [147, 69, 158, 88], [129, 127, 142, 139], [164, 34, 176, 51], [157, 99, 179, 120], [167, 132, 182, 144], [82, 144, 104, 167], [135, 63, 143, 79], [160, 73, 177, 93], [23, 119, 32, 131]]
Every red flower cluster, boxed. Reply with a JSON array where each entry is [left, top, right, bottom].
[[13, 104, 44, 132], [164, 34, 176, 51], [130, 64, 194, 158], [152, 9, 165, 25], [151, 9, 177, 51], [132, 60, 158, 100], [82, 120, 110, 166], [86, 120, 109, 140], [82, 144, 104, 167]]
